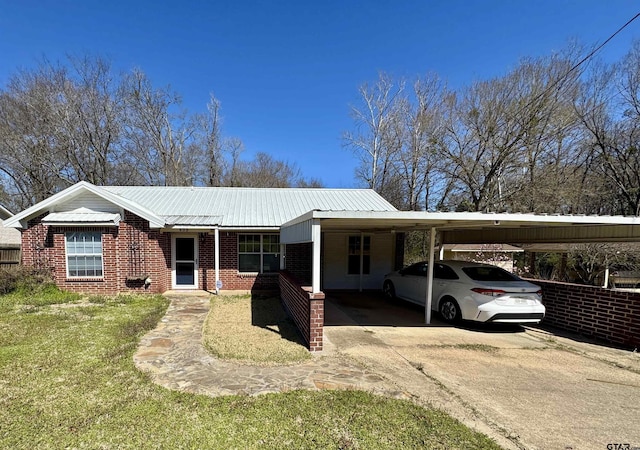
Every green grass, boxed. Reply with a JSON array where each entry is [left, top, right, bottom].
[[0, 289, 502, 449]]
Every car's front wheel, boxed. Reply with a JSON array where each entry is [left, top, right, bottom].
[[383, 280, 396, 300], [439, 297, 461, 323]]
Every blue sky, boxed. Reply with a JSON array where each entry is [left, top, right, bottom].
[[1, 1, 639, 187]]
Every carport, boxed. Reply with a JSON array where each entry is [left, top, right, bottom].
[[279, 210, 640, 351]]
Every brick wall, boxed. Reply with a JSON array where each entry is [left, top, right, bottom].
[[21, 212, 169, 295], [285, 242, 312, 284], [21, 216, 282, 294], [279, 271, 324, 352], [119, 211, 169, 293], [216, 231, 279, 291], [534, 279, 640, 349]]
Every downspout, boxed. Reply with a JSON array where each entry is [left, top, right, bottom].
[[425, 227, 436, 325]]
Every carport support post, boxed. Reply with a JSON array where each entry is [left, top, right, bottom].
[[359, 231, 364, 292], [312, 219, 321, 294], [425, 227, 436, 325], [214, 227, 220, 295], [280, 243, 286, 270]]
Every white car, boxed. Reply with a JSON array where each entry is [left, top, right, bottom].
[[383, 260, 545, 324]]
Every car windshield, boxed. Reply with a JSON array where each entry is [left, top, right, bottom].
[[462, 266, 520, 282]]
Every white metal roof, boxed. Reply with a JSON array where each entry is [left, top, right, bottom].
[[7, 182, 640, 244], [102, 186, 396, 227], [280, 210, 640, 244], [5, 182, 397, 229], [42, 208, 121, 226], [5, 182, 165, 229], [164, 215, 223, 226]]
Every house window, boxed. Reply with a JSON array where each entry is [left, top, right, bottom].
[[348, 235, 370, 275], [65, 232, 103, 278], [238, 234, 280, 273]]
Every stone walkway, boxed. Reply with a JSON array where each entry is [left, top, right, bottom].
[[134, 292, 408, 398]]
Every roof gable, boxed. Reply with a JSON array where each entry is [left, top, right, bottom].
[[4, 182, 164, 229]]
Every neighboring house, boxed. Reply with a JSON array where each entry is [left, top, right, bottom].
[[439, 243, 523, 271], [0, 205, 21, 268], [4, 181, 400, 294]]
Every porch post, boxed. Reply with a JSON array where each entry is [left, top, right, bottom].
[[425, 227, 436, 324], [280, 243, 286, 270], [214, 227, 220, 294], [312, 219, 321, 293], [359, 231, 364, 292]]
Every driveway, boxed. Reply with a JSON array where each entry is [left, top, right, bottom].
[[324, 292, 640, 450]]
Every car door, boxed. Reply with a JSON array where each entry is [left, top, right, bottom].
[[404, 262, 429, 305], [432, 263, 460, 307]]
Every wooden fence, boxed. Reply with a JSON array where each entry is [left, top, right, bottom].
[[0, 247, 21, 268]]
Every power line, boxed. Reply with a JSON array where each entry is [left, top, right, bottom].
[[567, 12, 640, 80], [531, 11, 640, 106]]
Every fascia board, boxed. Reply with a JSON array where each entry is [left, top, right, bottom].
[[5, 181, 165, 229]]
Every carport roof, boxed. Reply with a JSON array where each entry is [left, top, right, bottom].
[[281, 210, 640, 244]]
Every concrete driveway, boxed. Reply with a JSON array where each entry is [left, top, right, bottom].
[[324, 292, 640, 450]]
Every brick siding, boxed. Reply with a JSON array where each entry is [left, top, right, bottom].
[[214, 231, 279, 291], [279, 271, 324, 352], [285, 242, 312, 284], [21, 212, 169, 294], [534, 279, 640, 349], [21, 216, 280, 294]]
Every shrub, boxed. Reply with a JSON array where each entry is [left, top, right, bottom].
[[0, 266, 55, 295]]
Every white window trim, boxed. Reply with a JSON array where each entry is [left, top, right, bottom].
[[347, 234, 371, 276], [237, 233, 280, 274], [65, 231, 104, 279]]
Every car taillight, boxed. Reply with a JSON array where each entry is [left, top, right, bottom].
[[536, 289, 542, 296], [471, 288, 506, 297]]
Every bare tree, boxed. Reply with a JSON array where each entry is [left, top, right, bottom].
[[343, 72, 405, 193], [121, 69, 199, 186], [0, 63, 69, 208], [396, 74, 449, 210], [193, 94, 225, 187], [57, 56, 130, 185], [440, 55, 585, 212], [576, 42, 640, 215]]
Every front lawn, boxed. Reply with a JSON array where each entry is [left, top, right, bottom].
[[0, 289, 502, 449], [204, 294, 312, 365]]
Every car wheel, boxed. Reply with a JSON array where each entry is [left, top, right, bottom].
[[383, 280, 396, 300], [439, 297, 461, 323]]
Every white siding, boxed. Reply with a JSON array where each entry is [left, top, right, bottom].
[[322, 232, 394, 290], [280, 219, 313, 244], [57, 192, 120, 213]]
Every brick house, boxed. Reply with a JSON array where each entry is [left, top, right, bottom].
[[7, 181, 640, 351], [6, 181, 400, 296]]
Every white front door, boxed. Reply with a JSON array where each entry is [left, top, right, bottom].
[[172, 235, 198, 289]]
